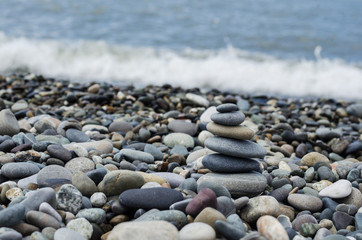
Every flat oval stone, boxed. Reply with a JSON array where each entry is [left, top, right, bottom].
[[319, 180, 352, 199], [63, 140, 113, 154], [37, 165, 72, 188], [1, 162, 40, 179], [257, 215, 289, 240], [163, 133, 194, 148], [240, 196, 280, 223], [186, 93, 210, 108], [119, 188, 183, 210], [179, 222, 216, 240], [168, 120, 198, 136], [108, 120, 133, 133], [206, 122, 254, 140], [20, 187, 57, 213], [301, 152, 330, 167], [108, 221, 179, 240], [76, 208, 106, 224], [47, 144, 72, 162], [26, 210, 61, 229], [287, 194, 323, 212], [54, 228, 87, 240], [211, 111, 245, 126], [65, 129, 90, 143], [205, 137, 267, 158], [197, 172, 267, 198], [98, 170, 144, 197], [120, 149, 154, 164], [202, 153, 260, 173], [216, 103, 239, 113]]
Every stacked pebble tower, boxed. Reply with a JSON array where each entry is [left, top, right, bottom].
[[200, 103, 268, 197]]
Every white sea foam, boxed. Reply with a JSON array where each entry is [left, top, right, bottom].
[[0, 32, 361, 99]]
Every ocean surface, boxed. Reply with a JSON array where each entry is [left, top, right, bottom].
[[0, 0, 362, 99]]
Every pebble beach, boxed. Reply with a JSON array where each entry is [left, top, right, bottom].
[[0, 72, 361, 240]]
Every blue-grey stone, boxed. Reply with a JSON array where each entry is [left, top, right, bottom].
[[211, 111, 245, 126], [316, 128, 341, 141], [216, 196, 236, 217], [86, 168, 107, 185], [120, 148, 154, 164], [215, 220, 246, 240], [119, 188, 183, 210], [347, 168, 360, 182], [0, 204, 25, 227], [346, 141, 362, 155], [170, 145, 189, 157], [178, 178, 198, 192], [202, 153, 260, 173], [346, 103, 362, 118], [0, 228, 22, 240], [1, 162, 40, 179], [322, 197, 339, 211], [47, 144, 72, 162], [356, 212, 362, 230], [144, 144, 163, 160], [168, 120, 198, 136], [205, 137, 267, 158], [236, 98, 250, 111], [332, 211, 354, 230], [54, 228, 87, 240], [76, 208, 106, 224], [65, 129, 90, 143], [20, 187, 57, 213]]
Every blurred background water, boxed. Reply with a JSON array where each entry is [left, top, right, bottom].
[[0, 0, 361, 99]]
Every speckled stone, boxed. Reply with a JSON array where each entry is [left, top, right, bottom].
[[240, 196, 280, 223], [56, 184, 83, 214]]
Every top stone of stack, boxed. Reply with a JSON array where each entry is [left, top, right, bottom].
[[206, 103, 254, 140]]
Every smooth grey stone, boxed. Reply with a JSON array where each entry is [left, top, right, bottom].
[[134, 210, 187, 230], [0, 139, 16, 152], [356, 212, 362, 231], [76, 208, 106, 224], [119, 188, 183, 210], [216, 103, 239, 113], [178, 178, 198, 192], [336, 204, 357, 215], [216, 196, 236, 217], [347, 168, 360, 182], [197, 181, 231, 198], [47, 144, 72, 162], [170, 145, 189, 157], [0, 204, 25, 227], [135, 162, 148, 172], [320, 208, 333, 220], [197, 172, 266, 198], [324, 234, 349, 240], [270, 187, 289, 202], [138, 128, 151, 141], [65, 129, 90, 143], [202, 153, 260, 173], [205, 137, 267, 158], [120, 148, 154, 164], [0, 109, 20, 136], [82, 196, 92, 209], [227, 214, 245, 232], [236, 98, 250, 111], [211, 111, 245, 126], [346, 141, 362, 155], [144, 144, 163, 160], [277, 215, 292, 229], [215, 220, 246, 240], [119, 160, 137, 171], [322, 197, 339, 211], [0, 228, 22, 240], [20, 187, 57, 213], [169, 199, 193, 212], [346, 103, 362, 118], [318, 166, 335, 182], [1, 162, 40, 179], [316, 128, 342, 141], [54, 228, 86, 240], [292, 214, 318, 231]]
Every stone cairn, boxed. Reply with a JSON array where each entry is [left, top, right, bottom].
[[199, 103, 268, 197]]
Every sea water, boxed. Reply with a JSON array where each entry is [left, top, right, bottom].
[[0, 0, 361, 99]]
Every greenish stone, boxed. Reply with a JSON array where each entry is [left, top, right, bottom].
[[300, 222, 320, 237]]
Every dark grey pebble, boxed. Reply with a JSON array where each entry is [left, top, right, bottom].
[[205, 137, 267, 159], [318, 166, 335, 182], [119, 188, 184, 210], [0, 139, 16, 152], [346, 141, 362, 155], [215, 220, 246, 240], [322, 197, 339, 211], [336, 204, 357, 215], [356, 212, 362, 231], [144, 144, 163, 160], [65, 129, 90, 143], [320, 208, 333, 220], [202, 154, 260, 173], [216, 196, 236, 217], [169, 199, 193, 212], [216, 103, 239, 113], [47, 144, 72, 162], [347, 168, 360, 182], [119, 160, 137, 171], [211, 111, 245, 126], [332, 211, 354, 230], [86, 168, 107, 185], [270, 187, 289, 202]]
